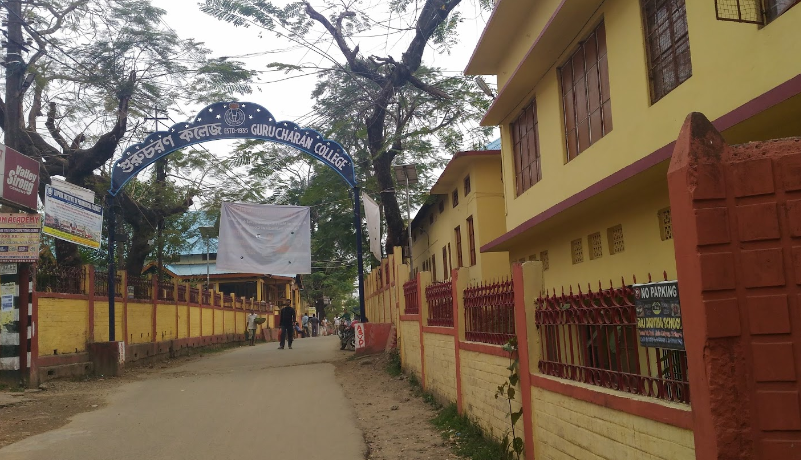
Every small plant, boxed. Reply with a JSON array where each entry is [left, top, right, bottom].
[[386, 349, 402, 376], [495, 336, 524, 460], [432, 404, 513, 460], [408, 373, 420, 388]]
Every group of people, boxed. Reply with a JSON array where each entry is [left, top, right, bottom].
[[244, 299, 350, 350]]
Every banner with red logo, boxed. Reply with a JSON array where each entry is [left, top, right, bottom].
[[0, 144, 39, 211]]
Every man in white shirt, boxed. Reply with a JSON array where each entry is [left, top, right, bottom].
[[334, 316, 341, 336], [246, 311, 258, 346], [301, 313, 310, 338]]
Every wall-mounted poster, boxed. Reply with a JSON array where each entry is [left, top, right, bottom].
[[43, 184, 103, 249], [633, 280, 684, 350], [0, 214, 41, 263]]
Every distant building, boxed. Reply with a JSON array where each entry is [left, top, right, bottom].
[[409, 146, 509, 284], [143, 212, 302, 309]]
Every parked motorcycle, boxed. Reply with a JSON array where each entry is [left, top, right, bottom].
[[339, 320, 359, 350]]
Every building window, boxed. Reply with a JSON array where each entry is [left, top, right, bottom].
[[608, 224, 625, 255], [511, 99, 542, 195], [540, 250, 550, 270], [447, 243, 452, 274], [658, 207, 673, 241], [641, 0, 691, 103], [429, 213, 434, 225], [571, 239, 584, 265], [439, 200, 445, 213], [467, 216, 477, 266], [443, 246, 449, 279], [464, 175, 471, 195], [589, 232, 603, 260], [452, 189, 459, 207], [560, 21, 612, 161], [766, 0, 800, 22], [455, 226, 463, 268], [431, 255, 437, 282]]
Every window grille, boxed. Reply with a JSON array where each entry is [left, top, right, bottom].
[[511, 99, 542, 195], [540, 250, 550, 270], [464, 175, 471, 195], [452, 189, 459, 207], [442, 246, 449, 279], [608, 224, 625, 254], [658, 207, 673, 241], [641, 0, 692, 103], [589, 232, 603, 260], [714, 0, 763, 23], [560, 21, 612, 161], [571, 239, 584, 264]]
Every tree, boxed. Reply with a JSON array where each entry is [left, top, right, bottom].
[[1, 0, 255, 269], [200, 0, 492, 253]]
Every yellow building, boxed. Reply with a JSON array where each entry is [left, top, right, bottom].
[[464, 0, 801, 288], [410, 149, 510, 284]]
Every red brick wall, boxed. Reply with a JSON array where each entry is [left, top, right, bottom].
[[668, 113, 801, 460]]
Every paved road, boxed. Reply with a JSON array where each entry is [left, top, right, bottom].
[[0, 336, 365, 460]]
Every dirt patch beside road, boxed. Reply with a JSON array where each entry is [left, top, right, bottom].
[[334, 353, 462, 460]]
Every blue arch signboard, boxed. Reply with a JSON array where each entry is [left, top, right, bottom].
[[104, 102, 366, 342], [109, 102, 357, 195]]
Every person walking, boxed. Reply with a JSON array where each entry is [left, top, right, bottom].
[[246, 310, 258, 346], [334, 316, 341, 336], [278, 300, 296, 350], [310, 314, 320, 337], [301, 312, 310, 338]]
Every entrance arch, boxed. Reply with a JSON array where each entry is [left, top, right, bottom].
[[105, 102, 366, 341]]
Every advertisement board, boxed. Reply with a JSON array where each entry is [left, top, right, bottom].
[[43, 184, 103, 249], [0, 144, 40, 211], [0, 214, 41, 263], [633, 281, 684, 350]]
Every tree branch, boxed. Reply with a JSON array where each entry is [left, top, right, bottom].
[[45, 102, 70, 151]]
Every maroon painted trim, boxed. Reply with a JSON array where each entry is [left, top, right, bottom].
[[400, 314, 421, 322], [479, 0, 568, 123], [422, 325, 457, 336], [37, 353, 90, 367], [482, 73, 801, 253], [530, 373, 694, 430], [459, 340, 508, 358]]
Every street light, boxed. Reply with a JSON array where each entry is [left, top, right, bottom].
[[393, 164, 418, 276], [198, 226, 216, 289]]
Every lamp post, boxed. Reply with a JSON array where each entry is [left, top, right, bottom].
[[393, 164, 418, 276], [198, 226, 216, 289]]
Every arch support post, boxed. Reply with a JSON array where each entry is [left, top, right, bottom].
[[106, 193, 116, 341], [353, 186, 367, 322]]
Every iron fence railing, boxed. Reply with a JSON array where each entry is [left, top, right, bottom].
[[464, 278, 516, 345], [35, 265, 85, 295], [403, 278, 420, 315], [536, 275, 689, 404], [425, 280, 454, 327], [189, 287, 200, 304], [158, 280, 174, 301], [177, 285, 187, 302], [93, 270, 123, 297], [127, 275, 152, 301]]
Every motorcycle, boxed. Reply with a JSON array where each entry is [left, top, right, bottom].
[[339, 320, 359, 350]]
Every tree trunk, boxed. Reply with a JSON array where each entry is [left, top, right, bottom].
[[373, 153, 405, 254], [125, 227, 154, 277]]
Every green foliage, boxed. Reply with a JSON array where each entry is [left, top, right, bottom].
[[432, 404, 514, 460], [386, 349, 402, 377], [495, 337, 524, 460]]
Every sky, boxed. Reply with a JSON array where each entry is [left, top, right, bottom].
[[153, 0, 494, 128]]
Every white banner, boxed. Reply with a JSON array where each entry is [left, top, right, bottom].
[[216, 202, 311, 274], [362, 192, 381, 261], [43, 185, 103, 249]]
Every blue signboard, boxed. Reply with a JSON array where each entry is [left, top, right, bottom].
[[109, 102, 356, 195]]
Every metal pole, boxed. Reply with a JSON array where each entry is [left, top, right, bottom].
[[107, 193, 116, 342], [206, 238, 210, 288], [406, 175, 413, 276], [353, 186, 367, 322]]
